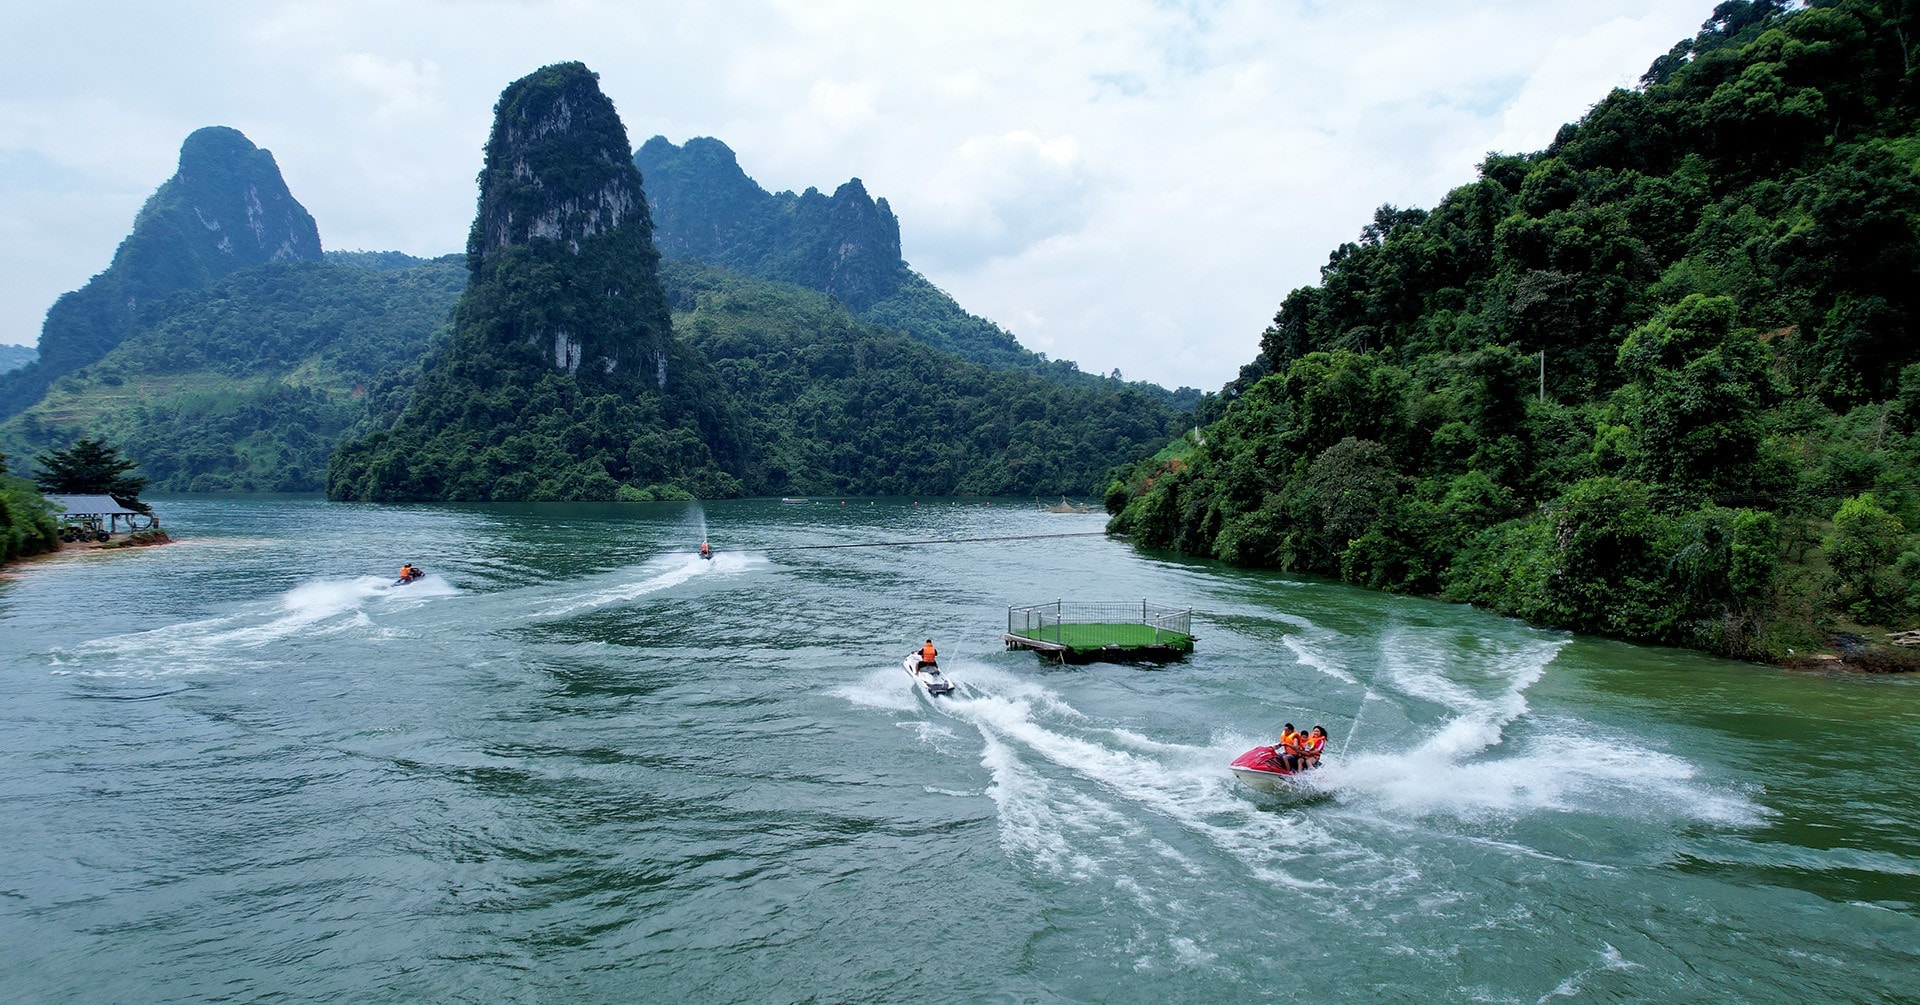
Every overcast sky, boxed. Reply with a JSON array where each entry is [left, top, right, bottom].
[[0, 1, 1711, 391]]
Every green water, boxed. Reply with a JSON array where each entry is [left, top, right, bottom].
[[1, 497, 1915, 1003]]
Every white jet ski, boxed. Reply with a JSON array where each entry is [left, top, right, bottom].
[[903, 654, 956, 696]]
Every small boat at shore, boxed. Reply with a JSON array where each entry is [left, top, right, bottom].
[[902, 654, 956, 696], [781, 497, 810, 505], [1230, 745, 1306, 791]]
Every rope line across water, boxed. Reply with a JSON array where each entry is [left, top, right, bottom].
[[687, 531, 1110, 555]]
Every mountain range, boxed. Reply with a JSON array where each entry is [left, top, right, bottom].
[[0, 66, 1189, 498]]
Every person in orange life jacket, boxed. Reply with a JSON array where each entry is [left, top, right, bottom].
[[1275, 723, 1303, 771], [398, 564, 420, 583], [699, 541, 711, 558], [918, 639, 938, 669], [1299, 726, 1328, 769]]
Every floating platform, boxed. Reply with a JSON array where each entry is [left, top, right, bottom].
[[1005, 601, 1195, 664]]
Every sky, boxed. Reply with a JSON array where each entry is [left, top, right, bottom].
[[0, 1, 1713, 391]]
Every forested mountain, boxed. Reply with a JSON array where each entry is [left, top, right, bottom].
[[1109, 0, 1920, 660], [663, 260, 1182, 496], [2, 68, 1192, 503], [0, 255, 464, 492], [328, 63, 743, 502], [0, 127, 322, 420], [327, 63, 1189, 502], [637, 136, 1201, 407], [638, 136, 907, 312]]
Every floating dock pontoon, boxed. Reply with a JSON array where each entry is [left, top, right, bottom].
[[1004, 599, 1195, 664]]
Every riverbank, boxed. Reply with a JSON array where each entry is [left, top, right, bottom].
[[0, 528, 173, 578], [1781, 635, 1920, 674]]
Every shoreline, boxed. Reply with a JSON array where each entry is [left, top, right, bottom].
[[0, 530, 175, 579]]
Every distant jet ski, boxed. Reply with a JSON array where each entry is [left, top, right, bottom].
[[395, 564, 425, 586], [1229, 745, 1304, 791], [699, 541, 713, 560], [903, 654, 956, 696]]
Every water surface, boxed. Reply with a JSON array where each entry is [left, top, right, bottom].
[[2, 497, 1915, 1002]]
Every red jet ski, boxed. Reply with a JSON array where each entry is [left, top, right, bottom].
[[1230, 745, 1302, 791]]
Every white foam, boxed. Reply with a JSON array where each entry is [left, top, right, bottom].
[[978, 730, 1129, 881], [830, 665, 916, 711], [1283, 633, 1359, 685], [1328, 721, 1764, 827], [949, 674, 1330, 893], [531, 552, 756, 618], [1310, 631, 1766, 826], [1538, 943, 1645, 1002], [51, 574, 457, 678]]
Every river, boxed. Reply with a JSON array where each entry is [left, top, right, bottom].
[[1, 496, 1915, 1002]]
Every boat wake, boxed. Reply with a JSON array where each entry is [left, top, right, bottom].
[[529, 551, 757, 618], [1311, 627, 1766, 827], [50, 574, 458, 679], [837, 629, 1764, 974]]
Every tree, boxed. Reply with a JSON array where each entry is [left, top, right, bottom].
[[1824, 492, 1909, 623], [34, 437, 149, 507]]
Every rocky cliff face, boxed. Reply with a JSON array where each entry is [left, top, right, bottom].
[[0, 126, 320, 417], [463, 63, 674, 386], [635, 136, 906, 311]]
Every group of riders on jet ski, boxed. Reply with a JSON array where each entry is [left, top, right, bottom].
[[1273, 723, 1328, 771]]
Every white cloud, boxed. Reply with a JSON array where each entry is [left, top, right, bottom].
[[333, 54, 446, 126], [913, 131, 1091, 268], [0, 0, 1712, 384]]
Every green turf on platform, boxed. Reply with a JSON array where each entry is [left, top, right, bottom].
[[1008, 623, 1194, 651]]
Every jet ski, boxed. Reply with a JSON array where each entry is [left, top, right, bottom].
[[395, 565, 425, 586], [903, 654, 956, 696], [1230, 745, 1303, 791]]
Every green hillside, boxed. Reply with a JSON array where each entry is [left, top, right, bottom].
[[1109, 0, 1920, 661], [665, 260, 1182, 496], [637, 135, 1201, 409], [0, 256, 463, 492], [0, 127, 322, 420]]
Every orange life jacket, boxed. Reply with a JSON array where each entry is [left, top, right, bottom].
[[399, 566, 411, 579], [1278, 729, 1300, 752], [921, 642, 938, 663], [1301, 734, 1327, 756]]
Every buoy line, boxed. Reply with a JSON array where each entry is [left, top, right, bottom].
[[685, 531, 1110, 555]]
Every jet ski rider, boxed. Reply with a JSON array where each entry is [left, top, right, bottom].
[[1300, 726, 1328, 768], [918, 639, 938, 669], [397, 563, 422, 583], [699, 541, 712, 559], [1275, 723, 1302, 771]]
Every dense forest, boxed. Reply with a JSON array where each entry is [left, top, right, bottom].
[[664, 260, 1183, 496], [0, 451, 60, 567], [0, 256, 464, 492], [1109, 0, 1920, 661]]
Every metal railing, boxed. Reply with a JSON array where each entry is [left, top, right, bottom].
[[1006, 599, 1193, 648]]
